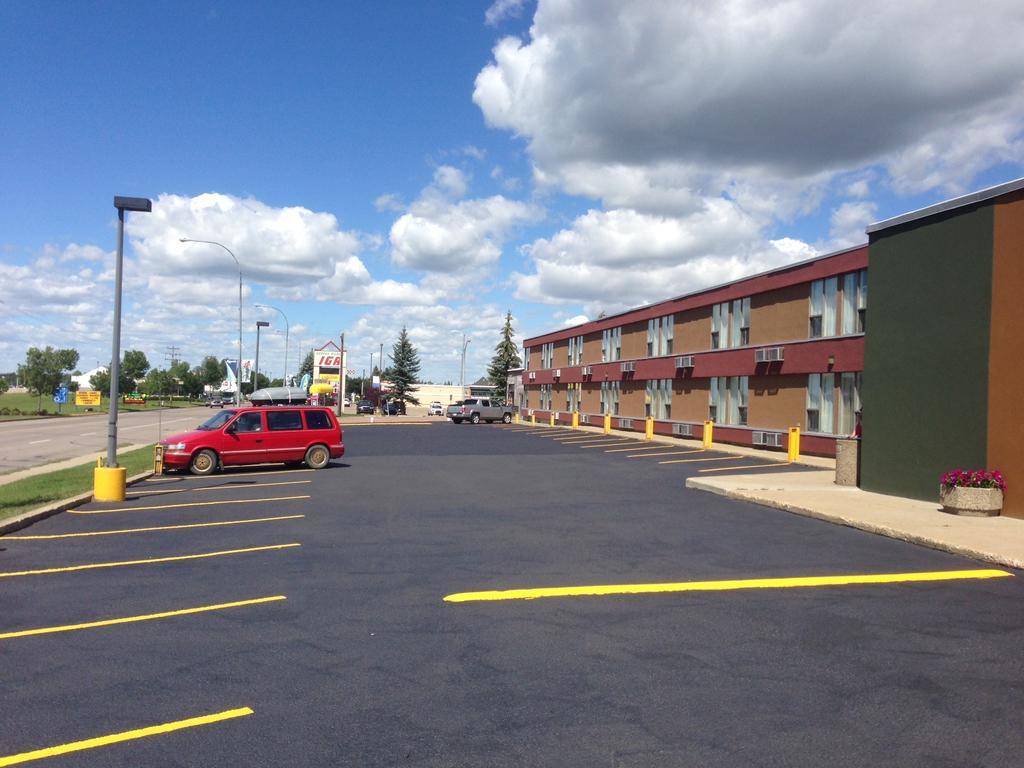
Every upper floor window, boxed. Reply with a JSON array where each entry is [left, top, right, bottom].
[[711, 302, 727, 350], [647, 315, 674, 357], [810, 278, 838, 338], [841, 269, 868, 335], [567, 335, 585, 366], [601, 327, 622, 362], [731, 298, 750, 347], [541, 342, 554, 369], [712, 298, 750, 349], [523, 346, 530, 370]]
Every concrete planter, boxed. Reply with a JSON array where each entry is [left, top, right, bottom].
[[939, 485, 1003, 517]]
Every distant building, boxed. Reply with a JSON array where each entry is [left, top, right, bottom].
[[71, 366, 108, 391]]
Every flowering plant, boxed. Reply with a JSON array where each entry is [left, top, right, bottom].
[[940, 469, 1006, 491]]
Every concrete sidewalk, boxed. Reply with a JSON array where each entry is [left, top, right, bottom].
[[688, 470, 1024, 569]]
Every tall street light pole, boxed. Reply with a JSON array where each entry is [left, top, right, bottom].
[[95, 195, 151, 503], [254, 321, 270, 395], [460, 333, 471, 395], [255, 303, 289, 385], [180, 238, 243, 406]]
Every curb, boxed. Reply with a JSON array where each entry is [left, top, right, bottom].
[[685, 478, 1024, 571], [0, 470, 154, 536]]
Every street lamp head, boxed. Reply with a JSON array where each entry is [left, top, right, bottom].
[[114, 196, 152, 213], [256, 320, 270, 328]]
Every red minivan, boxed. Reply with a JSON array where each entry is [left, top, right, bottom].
[[160, 406, 345, 475]]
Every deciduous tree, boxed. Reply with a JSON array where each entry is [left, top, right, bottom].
[[21, 346, 80, 411]]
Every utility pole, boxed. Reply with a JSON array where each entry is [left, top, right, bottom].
[[337, 332, 345, 417]]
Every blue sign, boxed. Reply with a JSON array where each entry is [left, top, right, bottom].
[[53, 385, 68, 404]]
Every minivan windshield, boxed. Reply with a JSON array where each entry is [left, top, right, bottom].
[[197, 410, 237, 430]]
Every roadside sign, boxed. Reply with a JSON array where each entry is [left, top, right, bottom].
[[76, 390, 102, 406], [53, 386, 68, 405]]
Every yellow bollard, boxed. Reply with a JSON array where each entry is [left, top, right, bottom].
[[531, 412, 536, 425], [153, 445, 165, 475], [788, 427, 801, 463], [645, 416, 654, 440], [603, 413, 611, 434], [572, 411, 579, 430], [93, 465, 127, 502], [702, 420, 714, 449], [514, 412, 520, 425], [549, 412, 555, 427]]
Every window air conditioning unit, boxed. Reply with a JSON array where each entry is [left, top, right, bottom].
[[620, 361, 636, 373], [755, 347, 785, 363], [582, 366, 593, 376], [674, 355, 695, 368], [752, 431, 785, 448], [554, 369, 561, 378], [619, 418, 633, 429], [672, 423, 694, 437], [528, 371, 536, 380]]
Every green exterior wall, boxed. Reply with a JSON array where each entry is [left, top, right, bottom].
[[861, 205, 994, 502]]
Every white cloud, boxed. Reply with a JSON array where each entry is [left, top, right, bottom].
[[375, 193, 405, 212], [474, 0, 1024, 209], [829, 201, 877, 248], [485, 0, 527, 27]]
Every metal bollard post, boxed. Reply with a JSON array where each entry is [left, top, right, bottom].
[[572, 411, 579, 430], [549, 412, 555, 427], [703, 420, 713, 449], [603, 413, 611, 434], [645, 416, 654, 440], [153, 445, 164, 475], [788, 427, 800, 463], [531, 412, 536, 425]]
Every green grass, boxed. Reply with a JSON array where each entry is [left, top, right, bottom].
[[0, 392, 204, 421], [0, 445, 156, 522]]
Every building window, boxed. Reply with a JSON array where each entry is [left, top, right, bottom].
[[730, 298, 750, 348], [709, 376, 747, 424], [708, 376, 727, 422], [566, 382, 582, 412], [807, 373, 835, 433], [524, 346, 530, 370], [810, 278, 838, 338], [728, 376, 748, 426], [711, 302, 727, 349], [567, 335, 585, 366], [856, 269, 867, 332], [601, 381, 620, 415], [601, 327, 622, 362], [839, 372, 863, 435], [841, 270, 867, 335], [541, 342, 554, 369], [647, 315, 674, 357]]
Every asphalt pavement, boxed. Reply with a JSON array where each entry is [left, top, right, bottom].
[[1, 422, 1021, 767]]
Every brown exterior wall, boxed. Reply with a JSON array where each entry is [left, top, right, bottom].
[[583, 332, 601, 366], [677, 307, 711, 353], [620, 379, 644, 416], [750, 284, 809, 345], [750, 374, 808, 431], [527, 347, 541, 371], [581, 384, 600, 414], [621, 320, 647, 360], [990, 193, 1024, 518], [673, 379, 710, 422]]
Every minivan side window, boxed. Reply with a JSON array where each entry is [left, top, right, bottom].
[[267, 410, 303, 431], [304, 410, 333, 430]]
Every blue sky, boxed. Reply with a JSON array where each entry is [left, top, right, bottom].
[[2, 1, 1023, 383]]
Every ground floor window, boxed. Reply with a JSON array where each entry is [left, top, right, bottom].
[[645, 378, 672, 419], [566, 382, 582, 412], [839, 372, 862, 435], [600, 381, 620, 416], [709, 376, 746, 425], [807, 373, 835, 433]]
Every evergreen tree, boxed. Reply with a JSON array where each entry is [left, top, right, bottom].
[[298, 350, 314, 378], [487, 311, 522, 402], [389, 327, 421, 406]]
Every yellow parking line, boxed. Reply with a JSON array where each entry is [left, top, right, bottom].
[[4, 515, 305, 540], [0, 543, 300, 579], [132, 480, 312, 497], [0, 596, 286, 640], [443, 569, 1013, 603], [0, 707, 253, 766], [344, 421, 432, 426], [555, 436, 607, 442], [605, 444, 662, 453], [699, 461, 793, 473], [69, 495, 311, 514], [659, 455, 745, 465], [146, 467, 313, 482], [626, 449, 705, 458], [576, 441, 639, 448]]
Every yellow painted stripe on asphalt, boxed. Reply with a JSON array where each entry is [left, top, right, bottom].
[[0, 596, 286, 640], [0, 543, 300, 579], [627, 449, 705, 458], [4, 515, 305, 540], [659, 455, 745, 465], [605, 444, 662, 453], [576, 441, 640, 448], [132, 480, 312, 497], [0, 707, 253, 766], [555, 436, 607, 442], [145, 468, 313, 482], [699, 461, 793, 473], [443, 569, 1014, 603], [344, 421, 432, 426], [69, 495, 311, 514]]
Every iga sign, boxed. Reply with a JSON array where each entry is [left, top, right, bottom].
[[315, 353, 343, 368]]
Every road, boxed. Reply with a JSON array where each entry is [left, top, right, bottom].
[[0, 407, 211, 475], [1, 422, 1021, 766]]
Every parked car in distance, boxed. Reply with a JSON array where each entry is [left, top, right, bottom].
[[382, 400, 406, 415], [428, 401, 443, 416], [450, 397, 513, 424], [445, 402, 463, 419], [343, 396, 352, 407], [160, 406, 344, 475], [356, 399, 375, 414], [206, 395, 225, 408]]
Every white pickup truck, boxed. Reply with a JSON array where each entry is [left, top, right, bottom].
[[450, 397, 514, 424]]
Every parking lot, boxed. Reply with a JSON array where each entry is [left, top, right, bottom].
[[1, 422, 1022, 767]]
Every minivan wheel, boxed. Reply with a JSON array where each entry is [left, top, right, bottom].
[[470, 413, 481, 424], [502, 412, 512, 423], [305, 444, 330, 469], [189, 449, 218, 476]]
